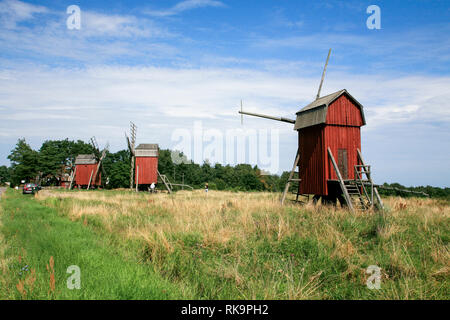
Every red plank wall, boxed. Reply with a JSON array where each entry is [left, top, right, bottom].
[[135, 157, 158, 185], [298, 94, 364, 196], [298, 125, 326, 196], [75, 164, 101, 186], [324, 125, 361, 181], [326, 94, 364, 127]]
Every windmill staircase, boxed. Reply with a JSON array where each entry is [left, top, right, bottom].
[[328, 148, 384, 212], [343, 168, 373, 210]]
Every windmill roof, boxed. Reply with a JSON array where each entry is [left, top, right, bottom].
[[135, 144, 159, 157], [136, 144, 158, 150], [75, 154, 97, 165], [294, 89, 366, 130]]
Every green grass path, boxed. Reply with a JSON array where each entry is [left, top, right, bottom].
[[0, 190, 190, 299]]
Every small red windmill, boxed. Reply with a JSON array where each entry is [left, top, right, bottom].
[[70, 137, 108, 190], [126, 122, 173, 193]]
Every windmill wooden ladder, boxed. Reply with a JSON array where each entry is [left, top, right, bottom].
[[328, 148, 384, 212], [280, 148, 304, 205]]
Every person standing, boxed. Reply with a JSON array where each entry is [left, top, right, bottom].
[[150, 182, 155, 193], [205, 183, 209, 194]]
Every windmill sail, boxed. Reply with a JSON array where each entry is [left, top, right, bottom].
[[316, 48, 332, 100]]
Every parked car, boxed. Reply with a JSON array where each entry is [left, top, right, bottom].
[[23, 183, 40, 194]]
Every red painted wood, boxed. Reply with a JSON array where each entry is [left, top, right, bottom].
[[324, 125, 361, 194], [135, 157, 158, 185], [326, 94, 364, 127], [298, 125, 326, 195], [297, 93, 364, 196], [75, 164, 101, 186]]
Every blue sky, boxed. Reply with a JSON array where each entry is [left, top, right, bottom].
[[0, 0, 449, 187]]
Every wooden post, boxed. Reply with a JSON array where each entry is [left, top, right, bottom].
[[374, 188, 384, 209], [281, 148, 301, 205], [370, 165, 374, 208], [328, 147, 354, 213], [87, 170, 94, 190], [136, 165, 139, 192], [130, 155, 135, 190], [69, 167, 77, 190]]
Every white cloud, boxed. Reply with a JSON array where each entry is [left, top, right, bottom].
[[0, 7, 178, 63], [0, 64, 449, 138], [145, 0, 225, 17], [0, 64, 449, 186], [81, 12, 174, 38], [0, 0, 48, 28]]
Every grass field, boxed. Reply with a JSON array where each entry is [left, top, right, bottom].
[[0, 188, 448, 299]]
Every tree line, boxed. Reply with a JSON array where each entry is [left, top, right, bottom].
[[0, 138, 291, 192], [1, 138, 448, 199]]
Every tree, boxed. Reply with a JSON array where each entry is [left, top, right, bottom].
[[37, 139, 94, 186], [8, 138, 39, 184], [0, 166, 11, 184], [102, 150, 130, 189]]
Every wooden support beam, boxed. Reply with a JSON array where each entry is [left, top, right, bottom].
[[87, 170, 94, 190], [136, 165, 139, 192], [328, 147, 354, 213], [130, 155, 135, 190], [158, 170, 172, 194], [281, 148, 301, 205], [69, 167, 77, 190]]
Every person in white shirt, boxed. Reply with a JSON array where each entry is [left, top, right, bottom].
[[150, 182, 155, 193]]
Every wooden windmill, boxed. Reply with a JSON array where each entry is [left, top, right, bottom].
[[126, 122, 173, 193], [239, 49, 384, 212], [70, 137, 109, 189]]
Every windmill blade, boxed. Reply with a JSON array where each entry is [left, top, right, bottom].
[[100, 148, 107, 161], [128, 121, 137, 190], [101, 165, 110, 186], [100, 142, 109, 161], [238, 110, 295, 124], [90, 140, 108, 186], [316, 48, 332, 100], [125, 133, 135, 156], [92, 149, 106, 187], [90, 136, 101, 160], [130, 121, 137, 146], [90, 136, 99, 151]]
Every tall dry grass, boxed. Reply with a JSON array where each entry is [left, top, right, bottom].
[[35, 190, 450, 299]]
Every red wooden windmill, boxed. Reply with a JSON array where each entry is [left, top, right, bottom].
[[239, 50, 383, 211], [126, 122, 173, 193], [70, 137, 108, 190]]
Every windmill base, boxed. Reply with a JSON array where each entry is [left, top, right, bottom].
[[72, 184, 102, 190]]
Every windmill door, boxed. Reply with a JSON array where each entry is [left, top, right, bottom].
[[338, 149, 348, 179]]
